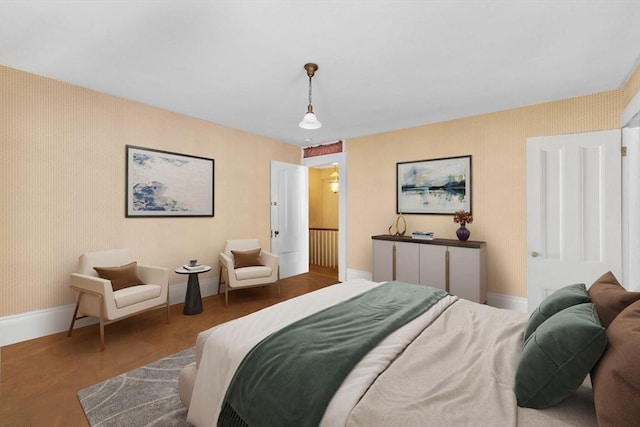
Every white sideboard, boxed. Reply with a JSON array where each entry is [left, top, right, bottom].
[[372, 235, 487, 304]]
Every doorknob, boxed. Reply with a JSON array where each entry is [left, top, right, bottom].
[[531, 251, 539, 257], [274, 231, 279, 237]]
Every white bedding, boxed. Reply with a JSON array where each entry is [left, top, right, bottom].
[[347, 299, 597, 427], [348, 299, 527, 426], [186, 279, 456, 426], [183, 279, 597, 427]]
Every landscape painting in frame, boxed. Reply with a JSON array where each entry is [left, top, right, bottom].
[[126, 145, 214, 217], [397, 155, 471, 215]]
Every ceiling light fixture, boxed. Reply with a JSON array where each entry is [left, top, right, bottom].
[[299, 63, 321, 130]]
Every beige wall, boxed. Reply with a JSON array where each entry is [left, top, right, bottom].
[[623, 62, 640, 108], [0, 66, 299, 317], [346, 90, 625, 298], [2, 61, 639, 318]]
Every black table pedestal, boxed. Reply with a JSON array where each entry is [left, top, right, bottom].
[[183, 273, 203, 315]]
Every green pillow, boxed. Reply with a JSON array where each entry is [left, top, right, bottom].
[[515, 303, 607, 409], [523, 283, 590, 341]]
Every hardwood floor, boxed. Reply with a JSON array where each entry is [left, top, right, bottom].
[[0, 271, 339, 427]]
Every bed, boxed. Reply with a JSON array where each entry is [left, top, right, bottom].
[[178, 276, 640, 427]]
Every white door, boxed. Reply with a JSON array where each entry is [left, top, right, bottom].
[[527, 130, 621, 310], [271, 161, 309, 279]]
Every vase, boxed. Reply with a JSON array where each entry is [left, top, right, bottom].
[[456, 223, 470, 241]]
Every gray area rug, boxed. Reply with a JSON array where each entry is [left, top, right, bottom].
[[78, 348, 195, 427]]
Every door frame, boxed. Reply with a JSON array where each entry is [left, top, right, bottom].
[[302, 152, 348, 282]]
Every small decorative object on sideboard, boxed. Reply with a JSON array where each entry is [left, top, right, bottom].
[[453, 209, 473, 241], [411, 231, 434, 240], [388, 213, 407, 237]]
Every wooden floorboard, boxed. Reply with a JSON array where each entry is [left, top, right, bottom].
[[0, 272, 339, 427]]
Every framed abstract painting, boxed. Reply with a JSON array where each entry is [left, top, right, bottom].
[[396, 155, 471, 215], [126, 145, 214, 217]]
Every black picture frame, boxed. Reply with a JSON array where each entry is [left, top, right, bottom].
[[396, 155, 471, 215], [126, 145, 214, 217]]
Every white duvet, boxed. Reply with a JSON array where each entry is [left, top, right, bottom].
[[186, 279, 457, 427]]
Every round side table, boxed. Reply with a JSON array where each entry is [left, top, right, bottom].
[[174, 265, 211, 315]]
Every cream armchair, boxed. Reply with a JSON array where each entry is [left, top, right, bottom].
[[67, 249, 169, 351], [218, 239, 279, 305]]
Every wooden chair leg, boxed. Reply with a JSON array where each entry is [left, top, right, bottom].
[[166, 291, 170, 323], [99, 316, 105, 352], [67, 292, 84, 337], [99, 295, 105, 352], [220, 265, 230, 305]]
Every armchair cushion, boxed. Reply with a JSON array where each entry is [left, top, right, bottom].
[[94, 261, 145, 291], [231, 248, 263, 268], [235, 266, 274, 281], [114, 284, 162, 309]]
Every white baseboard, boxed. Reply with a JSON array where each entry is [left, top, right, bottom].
[[487, 292, 529, 313], [1, 276, 527, 347], [345, 268, 373, 281], [0, 277, 218, 347]]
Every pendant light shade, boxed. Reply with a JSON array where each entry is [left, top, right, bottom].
[[299, 112, 321, 129], [299, 63, 321, 129]]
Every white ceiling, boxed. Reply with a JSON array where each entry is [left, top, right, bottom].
[[2, 1, 639, 146]]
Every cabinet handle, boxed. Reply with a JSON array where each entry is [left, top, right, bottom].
[[445, 249, 450, 293], [531, 251, 539, 257], [392, 244, 397, 281]]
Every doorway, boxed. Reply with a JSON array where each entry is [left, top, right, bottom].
[[302, 152, 348, 283], [308, 164, 340, 280]]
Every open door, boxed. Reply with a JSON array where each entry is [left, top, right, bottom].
[[527, 129, 621, 310], [270, 161, 309, 279]]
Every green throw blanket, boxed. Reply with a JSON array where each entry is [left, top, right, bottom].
[[218, 281, 448, 427]]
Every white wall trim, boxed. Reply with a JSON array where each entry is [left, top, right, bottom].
[[1, 276, 527, 346], [345, 268, 373, 282], [486, 292, 529, 313], [0, 278, 218, 347]]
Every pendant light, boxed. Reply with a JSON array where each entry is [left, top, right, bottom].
[[329, 165, 339, 193], [299, 63, 322, 129]]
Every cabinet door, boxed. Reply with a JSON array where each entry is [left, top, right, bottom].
[[395, 242, 420, 284], [418, 244, 447, 290], [449, 246, 482, 302], [372, 240, 394, 282]]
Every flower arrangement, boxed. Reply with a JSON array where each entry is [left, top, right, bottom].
[[453, 210, 473, 226]]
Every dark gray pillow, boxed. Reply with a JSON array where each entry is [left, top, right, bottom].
[[515, 303, 607, 409], [523, 283, 590, 341]]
